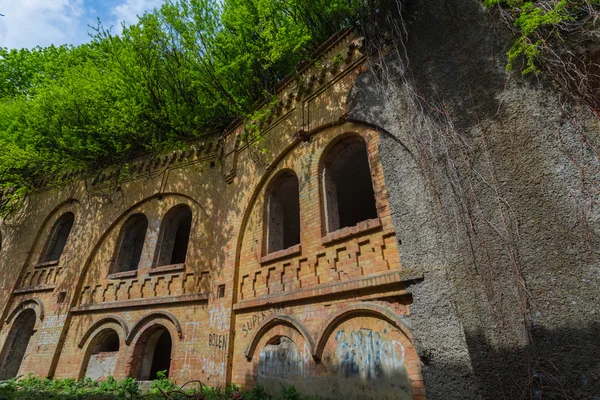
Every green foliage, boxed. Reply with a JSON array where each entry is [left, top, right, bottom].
[[280, 386, 300, 400], [0, 0, 383, 217], [0, 376, 308, 400], [148, 370, 177, 393], [242, 384, 272, 400], [0, 375, 140, 399], [483, 0, 600, 75]]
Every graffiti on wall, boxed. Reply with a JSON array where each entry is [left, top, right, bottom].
[[179, 320, 228, 382], [37, 314, 67, 346], [208, 333, 228, 349], [180, 322, 201, 380], [334, 328, 405, 379], [240, 304, 285, 337], [201, 356, 226, 377], [253, 317, 414, 400], [208, 305, 230, 330], [258, 336, 310, 379]]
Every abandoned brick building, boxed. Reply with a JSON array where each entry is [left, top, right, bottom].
[[0, 2, 598, 400]]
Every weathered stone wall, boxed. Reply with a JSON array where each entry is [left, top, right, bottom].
[[348, 1, 600, 399]]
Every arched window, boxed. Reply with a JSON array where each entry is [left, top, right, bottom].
[[0, 309, 36, 379], [321, 136, 377, 233], [131, 327, 172, 380], [40, 212, 74, 263], [114, 214, 148, 273], [156, 205, 192, 266], [83, 329, 120, 380], [266, 172, 300, 253]]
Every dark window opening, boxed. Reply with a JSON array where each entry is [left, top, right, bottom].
[[322, 137, 377, 233], [96, 331, 120, 353], [114, 214, 148, 273], [0, 309, 36, 380], [135, 328, 172, 380], [57, 292, 67, 303], [41, 212, 74, 263], [156, 205, 192, 266], [217, 284, 225, 298], [266, 172, 300, 253]]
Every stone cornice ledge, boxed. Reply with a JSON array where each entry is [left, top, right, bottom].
[[14, 284, 56, 294], [72, 293, 209, 313], [233, 269, 423, 311]]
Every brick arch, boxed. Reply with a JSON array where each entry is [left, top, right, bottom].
[[244, 314, 315, 360], [28, 199, 81, 257], [77, 321, 126, 380], [313, 302, 414, 360], [126, 319, 175, 380], [5, 298, 44, 329], [126, 311, 183, 345], [73, 193, 212, 301], [12, 198, 81, 293], [230, 121, 396, 381], [262, 169, 301, 255], [154, 203, 193, 267], [77, 315, 129, 349], [232, 122, 390, 292]]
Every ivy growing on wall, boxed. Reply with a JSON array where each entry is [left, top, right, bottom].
[[483, 0, 600, 112]]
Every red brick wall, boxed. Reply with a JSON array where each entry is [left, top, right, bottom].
[[0, 31, 424, 399]]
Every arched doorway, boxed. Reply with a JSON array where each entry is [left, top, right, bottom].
[[83, 329, 120, 380], [0, 309, 37, 379], [131, 326, 172, 380]]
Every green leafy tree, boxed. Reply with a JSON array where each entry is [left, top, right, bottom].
[[0, 0, 383, 217]]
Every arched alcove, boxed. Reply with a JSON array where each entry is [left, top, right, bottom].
[[130, 326, 172, 380], [321, 135, 377, 233], [156, 205, 192, 266], [113, 213, 148, 273], [40, 212, 74, 263], [83, 329, 120, 380], [0, 309, 37, 379], [265, 171, 300, 253]]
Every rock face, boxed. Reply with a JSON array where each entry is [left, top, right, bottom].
[[348, 0, 600, 399], [0, 2, 598, 399]]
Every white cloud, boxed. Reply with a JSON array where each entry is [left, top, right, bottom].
[[0, 0, 87, 49], [0, 0, 165, 49], [111, 0, 164, 34]]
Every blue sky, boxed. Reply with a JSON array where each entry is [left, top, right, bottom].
[[0, 0, 166, 49]]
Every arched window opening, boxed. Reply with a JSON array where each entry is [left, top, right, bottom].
[[41, 212, 74, 263], [156, 205, 192, 266], [133, 327, 172, 381], [266, 172, 300, 254], [322, 137, 377, 233], [83, 330, 120, 380], [114, 214, 148, 273], [0, 309, 36, 380]]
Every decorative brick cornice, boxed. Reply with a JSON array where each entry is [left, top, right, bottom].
[[71, 292, 209, 313], [233, 269, 423, 311]]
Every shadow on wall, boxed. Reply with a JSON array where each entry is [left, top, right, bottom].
[[464, 324, 600, 400], [347, 0, 600, 399]]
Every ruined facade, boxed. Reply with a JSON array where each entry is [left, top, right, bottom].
[[1, 2, 599, 400], [0, 31, 421, 400]]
